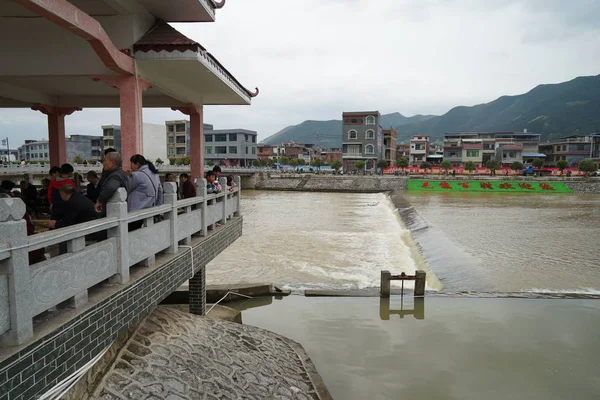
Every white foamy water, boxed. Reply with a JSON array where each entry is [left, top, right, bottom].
[[206, 190, 440, 290]]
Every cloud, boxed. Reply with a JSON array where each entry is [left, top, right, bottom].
[[1, 0, 599, 148]]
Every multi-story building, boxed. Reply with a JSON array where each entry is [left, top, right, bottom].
[[66, 135, 104, 162], [341, 111, 384, 171], [539, 134, 600, 166], [204, 128, 258, 167], [18, 135, 104, 163], [409, 135, 429, 164], [0, 148, 18, 162], [102, 125, 121, 152], [396, 143, 410, 158], [382, 128, 397, 166], [257, 144, 276, 160], [443, 131, 541, 166]]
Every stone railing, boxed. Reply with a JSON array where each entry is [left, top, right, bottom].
[[0, 177, 241, 345]]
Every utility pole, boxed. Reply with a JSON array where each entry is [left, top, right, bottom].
[[1, 137, 9, 164]]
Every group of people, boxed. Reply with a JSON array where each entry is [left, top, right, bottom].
[[0, 151, 236, 263]]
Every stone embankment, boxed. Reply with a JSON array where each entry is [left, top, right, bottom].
[[256, 175, 407, 192], [255, 175, 600, 194], [91, 306, 331, 400]]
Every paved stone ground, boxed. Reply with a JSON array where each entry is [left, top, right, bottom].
[[92, 307, 331, 400]]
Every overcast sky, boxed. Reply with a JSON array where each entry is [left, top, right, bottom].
[[1, 0, 599, 147]]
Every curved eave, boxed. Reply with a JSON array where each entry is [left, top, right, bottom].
[[134, 50, 253, 105]]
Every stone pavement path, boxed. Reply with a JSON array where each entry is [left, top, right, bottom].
[[93, 307, 331, 399]]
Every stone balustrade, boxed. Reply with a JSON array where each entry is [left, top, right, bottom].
[[0, 176, 241, 345], [0, 164, 273, 175]]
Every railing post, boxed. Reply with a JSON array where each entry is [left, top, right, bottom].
[[106, 188, 130, 283], [219, 177, 228, 225], [0, 197, 34, 345], [234, 176, 241, 216], [380, 270, 391, 298], [164, 182, 179, 254], [414, 270, 426, 297], [200, 179, 208, 236]]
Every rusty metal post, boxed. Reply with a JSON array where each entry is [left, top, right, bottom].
[[414, 270, 426, 297], [380, 270, 391, 298]]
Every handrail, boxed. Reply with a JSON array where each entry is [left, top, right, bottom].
[[27, 218, 119, 251]]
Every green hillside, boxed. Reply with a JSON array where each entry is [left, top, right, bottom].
[[262, 74, 600, 148]]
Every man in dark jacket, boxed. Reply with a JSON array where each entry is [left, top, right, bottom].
[[47, 185, 97, 229], [85, 171, 100, 203], [95, 152, 128, 215]]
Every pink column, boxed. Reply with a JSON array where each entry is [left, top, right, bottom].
[[32, 104, 81, 166], [91, 75, 152, 169], [173, 105, 204, 182]]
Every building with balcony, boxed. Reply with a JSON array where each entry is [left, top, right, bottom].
[[409, 135, 429, 164], [341, 111, 384, 170], [382, 128, 397, 165], [397, 143, 410, 158], [539, 135, 600, 166], [204, 129, 258, 167], [102, 125, 121, 152]]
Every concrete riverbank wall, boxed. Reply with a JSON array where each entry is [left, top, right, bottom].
[[254, 175, 600, 194]]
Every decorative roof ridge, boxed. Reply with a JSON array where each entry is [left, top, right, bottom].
[[211, 0, 226, 9]]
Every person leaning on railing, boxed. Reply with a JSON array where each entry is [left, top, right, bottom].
[[95, 152, 129, 216]]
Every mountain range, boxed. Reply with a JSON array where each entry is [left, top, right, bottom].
[[262, 74, 600, 148]]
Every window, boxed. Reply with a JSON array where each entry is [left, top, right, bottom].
[[348, 130, 357, 139], [252, 147, 256, 155], [168, 137, 175, 144], [365, 144, 374, 154], [169, 148, 175, 155], [466, 150, 479, 157], [509, 152, 516, 158], [215, 134, 227, 142], [205, 146, 212, 154], [414, 144, 421, 150], [246, 147, 248, 154], [176, 136, 186, 144], [176, 123, 186, 132], [252, 136, 256, 143], [167, 125, 175, 133], [366, 116, 375, 125], [176, 148, 185, 155], [229, 134, 237, 141], [366, 130, 374, 139], [245, 134, 249, 142], [215, 146, 227, 154], [205, 135, 213, 142], [229, 146, 238, 154], [45, 153, 48, 158]]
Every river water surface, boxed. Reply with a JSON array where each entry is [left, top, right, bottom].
[[205, 189, 600, 400], [208, 190, 600, 293]]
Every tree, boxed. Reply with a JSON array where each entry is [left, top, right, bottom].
[[252, 160, 260, 167], [280, 156, 290, 165], [395, 157, 409, 169], [355, 160, 365, 170], [556, 160, 569, 171], [578, 159, 598, 175], [331, 160, 342, 171], [207, 160, 214, 166], [419, 161, 431, 170], [485, 160, 501, 174], [464, 161, 477, 173], [181, 156, 191, 165], [155, 158, 164, 166], [376, 160, 388, 169], [289, 158, 298, 167], [297, 158, 306, 166], [168, 157, 177, 165], [532, 158, 545, 168], [511, 161, 523, 171], [440, 160, 452, 173], [72, 154, 84, 164]]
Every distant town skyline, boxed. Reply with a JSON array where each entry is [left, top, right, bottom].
[[1, 0, 599, 148]]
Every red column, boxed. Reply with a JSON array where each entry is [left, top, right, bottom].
[[32, 104, 81, 166], [172, 105, 204, 182], [91, 75, 152, 169]]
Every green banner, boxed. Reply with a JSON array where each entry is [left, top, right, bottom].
[[407, 180, 572, 193]]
